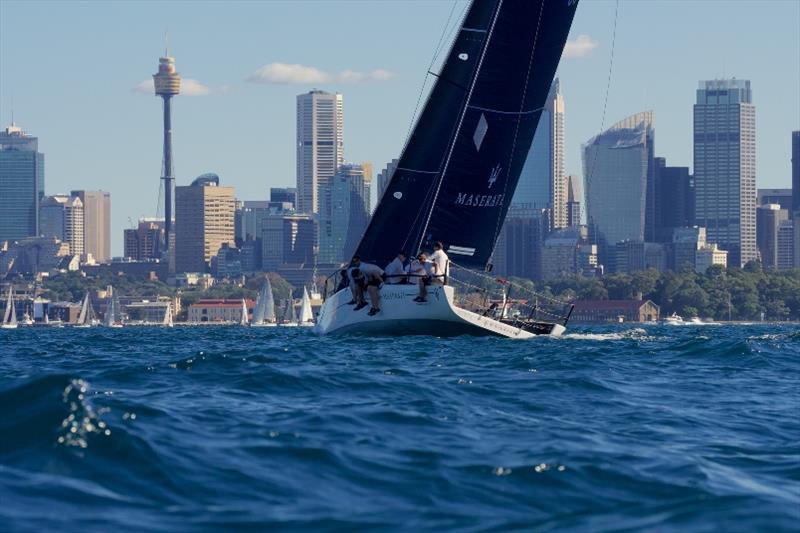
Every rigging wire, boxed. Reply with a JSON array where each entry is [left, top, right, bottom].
[[586, 0, 621, 237], [403, 0, 465, 147]]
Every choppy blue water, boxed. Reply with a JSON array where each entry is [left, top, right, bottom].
[[1, 324, 798, 532]]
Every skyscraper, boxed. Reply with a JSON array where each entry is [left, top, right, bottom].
[[174, 173, 235, 273], [566, 175, 582, 228], [653, 157, 694, 242], [39, 194, 84, 257], [0, 122, 44, 242], [296, 90, 344, 215], [153, 53, 181, 253], [514, 79, 566, 228], [583, 111, 654, 253], [693, 79, 756, 267], [756, 204, 788, 269], [71, 190, 110, 262], [318, 163, 371, 264], [123, 218, 165, 261]]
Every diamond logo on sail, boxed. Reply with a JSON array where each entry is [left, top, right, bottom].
[[473, 113, 488, 151]]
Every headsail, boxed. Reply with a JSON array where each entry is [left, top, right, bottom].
[[355, 0, 580, 269], [300, 288, 313, 323], [240, 298, 249, 326], [253, 278, 276, 325], [3, 286, 17, 326], [77, 292, 89, 325]]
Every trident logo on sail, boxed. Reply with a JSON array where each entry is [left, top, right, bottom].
[[487, 164, 502, 189]]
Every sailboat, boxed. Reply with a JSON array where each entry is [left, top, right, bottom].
[[163, 302, 174, 328], [316, 0, 579, 338], [239, 298, 249, 326], [251, 278, 277, 327], [298, 287, 314, 326], [74, 292, 95, 328], [2, 286, 18, 329], [279, 298, 298, 327], [104, 288, 123, 328]]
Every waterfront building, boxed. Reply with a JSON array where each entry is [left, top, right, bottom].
[[515, 79, 566, 229], [583, 111, 655, 257], [0, 122, 44, 242], [39, 195, 84, 257], [654, 158, 694, 242], [261, 213, 315, 270], [571, 300, 660, 324], [318, 163, 371, 264], [296, 90, 344, 215], [71, 190, 111, 262], [693, 79, 756, 267], [174, 173, 235, 273], [187, 299, 255, 323], [377, 159, 399, 203], [756, 204, 788, 269]]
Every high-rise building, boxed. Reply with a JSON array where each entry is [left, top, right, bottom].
[[654, 158, 694, 242], [757, 204, 788, 269], [269, 188, 297, 210], [153, 53, 181, 253], [235, 200, 269, 245], [318, 163, 371, 264], [174, 174, 235, 273], [583, 111, 654, 254], [123, 218, 165, 261], [296, 90, 344, 215], [792, 131, 799, 267], [0, 122, 44, 242], [261, 213, 315, 270], [39, 195, 84, 257], [540, 226, 596, 280], [671, 227, 706, 271], [757, 188, 792, 210], [693, 79, 756, 267], [777, 221, 793, 270], [377, 159, 399, 203], [492, 206, 549, 280], [566, 175, 581, 228], [71, 190, 110, 262], [515, 79, 566, 229]]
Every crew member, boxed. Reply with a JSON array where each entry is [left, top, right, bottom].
[[384, 251, 408, 284]]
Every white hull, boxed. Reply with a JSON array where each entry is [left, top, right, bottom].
[[251, 323, 278, 328], [315, 284, 565, 339], [1, 324, 18, 330]]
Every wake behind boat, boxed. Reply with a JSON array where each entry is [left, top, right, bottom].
[[316, 0, 580, 338]]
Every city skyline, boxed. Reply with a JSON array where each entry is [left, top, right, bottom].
[[1, 0, 798, 255]]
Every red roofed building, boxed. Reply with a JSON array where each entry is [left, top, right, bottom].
[[188, 298, 255, 323], [571, 300, 659, 323]]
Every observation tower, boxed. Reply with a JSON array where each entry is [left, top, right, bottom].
[[153, 54, 181, 252]]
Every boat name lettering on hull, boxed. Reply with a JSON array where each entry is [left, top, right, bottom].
[[454, 193, 505, 207]]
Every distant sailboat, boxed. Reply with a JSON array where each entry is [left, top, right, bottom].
[[2, 286, 18, 329], [252, 278, 277, 327], [279, 298, 297, 327], [105, 287, 123, 328], [239, 298, 249, 326], [74, 292, 95, 328], [298, 287, 314, 326], [163, 302, 174, 328]]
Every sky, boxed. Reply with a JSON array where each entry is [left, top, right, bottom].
[[1, 0, 798, 256]]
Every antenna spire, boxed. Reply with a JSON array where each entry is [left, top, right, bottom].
[[164, 31, 169, 57]]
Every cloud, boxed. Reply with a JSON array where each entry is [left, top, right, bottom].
[[563, 35, 598, 58], [247, 62, 394, 85], [133, 78, 217, 96]]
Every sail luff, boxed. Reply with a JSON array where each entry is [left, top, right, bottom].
[[265, 278, 276, 323], [300, 288, 313, 323]]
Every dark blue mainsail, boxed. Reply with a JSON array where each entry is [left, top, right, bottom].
[[356, 0, 580, 269]]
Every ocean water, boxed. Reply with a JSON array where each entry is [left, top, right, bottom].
[[1, 324, 798, 532]]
